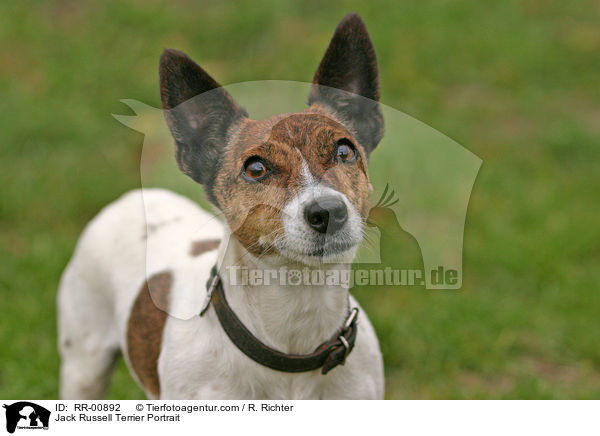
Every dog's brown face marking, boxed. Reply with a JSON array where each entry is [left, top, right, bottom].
[[189, 239, 221, 257], [127, 272, 172, 398], [212, 110, 371, 255]]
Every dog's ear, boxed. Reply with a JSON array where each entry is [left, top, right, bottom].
[[308, 13, 383, 154], [159, 49, 247, 201]]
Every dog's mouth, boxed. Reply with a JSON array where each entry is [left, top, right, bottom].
[[274, 234, 360, 265], [304, 238, 356, 257]]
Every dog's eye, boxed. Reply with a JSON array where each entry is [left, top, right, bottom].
[[243, 157, 269, 181], [335, 139, 356, 163]]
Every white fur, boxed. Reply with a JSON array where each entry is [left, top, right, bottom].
[[58, 188, 384, 399]]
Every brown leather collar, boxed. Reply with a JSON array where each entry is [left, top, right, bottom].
[[200, 266, 359, 374]]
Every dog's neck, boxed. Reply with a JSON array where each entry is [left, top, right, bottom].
[[215, 226, 352, 354]]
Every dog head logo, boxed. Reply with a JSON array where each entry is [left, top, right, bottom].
[[2, 402, 50, 433], [113, 14, 482, 302]]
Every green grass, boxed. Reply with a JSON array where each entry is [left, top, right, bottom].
[[1, 0, 599, 399]]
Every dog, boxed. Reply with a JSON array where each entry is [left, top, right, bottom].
[[58, 13, 385, 400]]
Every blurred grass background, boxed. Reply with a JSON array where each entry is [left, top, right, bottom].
[[1, 0, 599, 399]]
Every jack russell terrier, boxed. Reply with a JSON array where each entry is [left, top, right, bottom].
[[58, 13, 385, 400]]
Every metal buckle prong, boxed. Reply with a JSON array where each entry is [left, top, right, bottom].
[[343, 307, 359, 332], [200, 274, 220, 316]]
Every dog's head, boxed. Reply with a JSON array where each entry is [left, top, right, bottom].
[[160, 13, 383, 265]]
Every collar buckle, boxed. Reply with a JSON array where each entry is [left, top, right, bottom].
[[336, 307, 359, 365], [338, 335, 351, 363]]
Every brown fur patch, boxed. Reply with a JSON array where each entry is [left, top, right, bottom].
[[213, 111, 371, 255], [189, 239, 220, 256], [126, 272, 172, 398]]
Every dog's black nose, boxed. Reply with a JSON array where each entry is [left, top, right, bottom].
[[304, 196, 348, 234]]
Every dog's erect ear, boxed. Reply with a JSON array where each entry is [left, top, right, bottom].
[[308, 13, 383, 154], [159, 49, 247, 202]]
